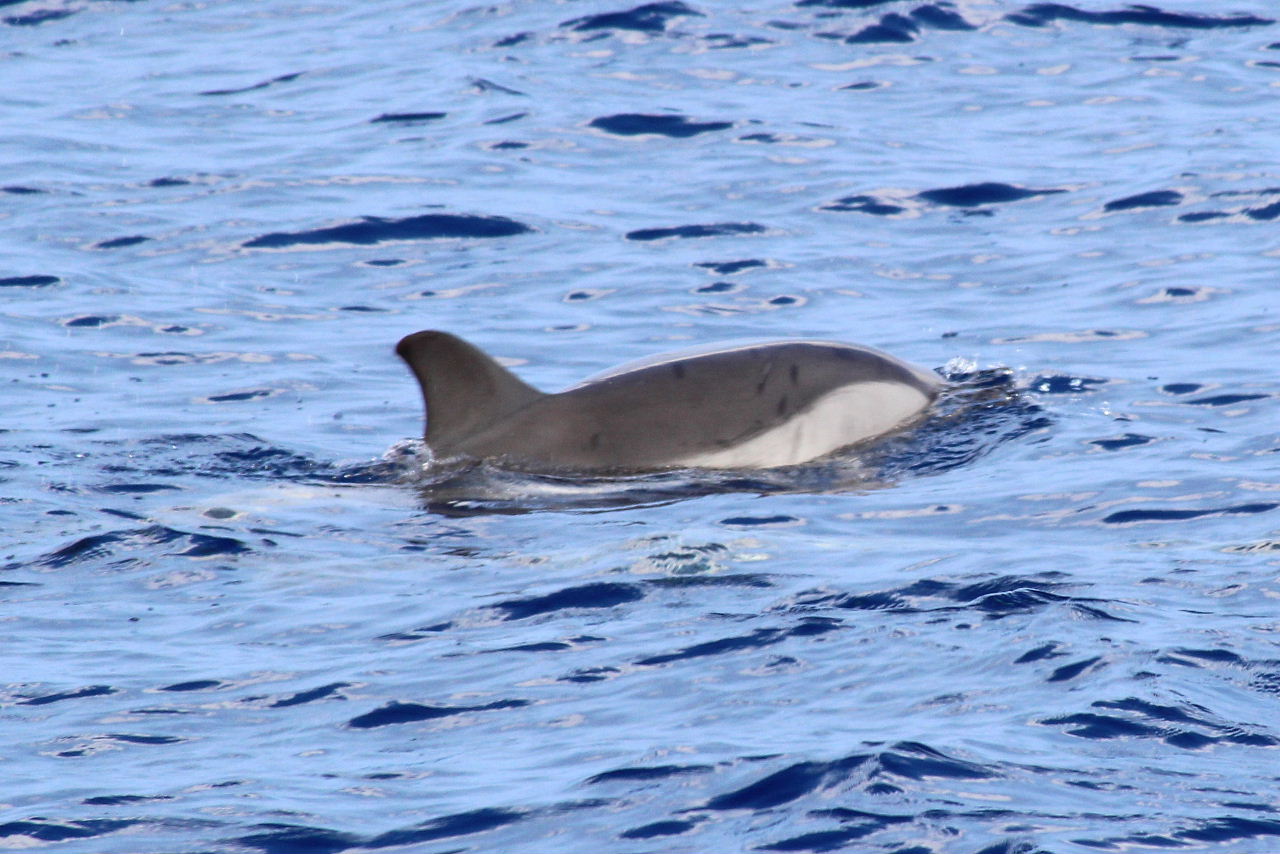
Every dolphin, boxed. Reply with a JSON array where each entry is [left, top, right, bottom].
[[396, 330, 943, 472]]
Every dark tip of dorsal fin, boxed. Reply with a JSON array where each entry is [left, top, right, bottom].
[[395, 330, 543, 456]]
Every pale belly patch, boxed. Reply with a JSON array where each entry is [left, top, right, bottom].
[[675, 381, 932, 470]]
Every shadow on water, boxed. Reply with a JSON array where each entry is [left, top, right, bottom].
[[381, 365, 1052, 517]]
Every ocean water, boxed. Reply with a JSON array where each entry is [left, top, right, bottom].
[[2, 0, 1279, 851]]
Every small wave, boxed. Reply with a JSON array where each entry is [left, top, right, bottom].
[[1101, 502, 1278, 525], [21, 525, 248, 572], [492, 582, 646, 620], [821, 194, 907, 216], [0, 274, 60, 287], [562, 2, 702, 34], [4, 8, 77, 25], [0, 819, 137, 845], [242, 213, 532, 249], [198, 71, 304, 97], [625, 222, 766, 241], [347, 699, 530, 730], [92, 235, 151, 249], [16, 685, 117, 706], [1042, 695, 1280, 748], [845, 13, 920, 44], [369, 111, 445, 124], [917, 182, 1067, 207], [911, 4, 977, 31], [784, 572, 1128, 623], [1104, 190, 1183, 212], [589, 112, 733, 138], [268, 682, 353, 709], [701, 741, 996, 813], [1006, 4, 1273, 30], [834, 5, 981, 45], [636, 618, 841, 666], [587, 764, 712, 784], [694, 258, 767, 275]]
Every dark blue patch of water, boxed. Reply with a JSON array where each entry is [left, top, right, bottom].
[[625, 222, 766, 240], [1006, 4, 1273, 29], [845, 13, 918, 43], [589, 113, 733, 137], [492, 582, 646, 620], [0, 274, 60, 287], [347, 699, 530, 729], [370, 112, 445, 123], [918, 182, 1066, 207], [563, 2, 703, 33], [199, 71, 304, 96], [1104, 190, 1183, 211], [243, 214, 532, 249]]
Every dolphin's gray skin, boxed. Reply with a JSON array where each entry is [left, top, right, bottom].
[[396, 330, 943, 472]]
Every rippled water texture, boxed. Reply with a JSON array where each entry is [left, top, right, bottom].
[[3, 0, 1279, 851]]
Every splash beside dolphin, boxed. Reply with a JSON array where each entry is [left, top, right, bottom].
[[395, 330, 943, 472]]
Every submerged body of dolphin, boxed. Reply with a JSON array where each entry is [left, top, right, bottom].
[[396, 330, 944, 472]]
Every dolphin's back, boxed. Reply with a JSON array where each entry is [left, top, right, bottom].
[[399, 335, 943, 471]]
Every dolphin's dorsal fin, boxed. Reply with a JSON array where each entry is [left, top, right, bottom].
[[395, 330, 544, 456]]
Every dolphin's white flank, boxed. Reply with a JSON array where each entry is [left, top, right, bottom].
[[395, 330, 943, 472]]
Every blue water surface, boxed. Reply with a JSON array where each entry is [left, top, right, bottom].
[[2, 0, 1279, 851]]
